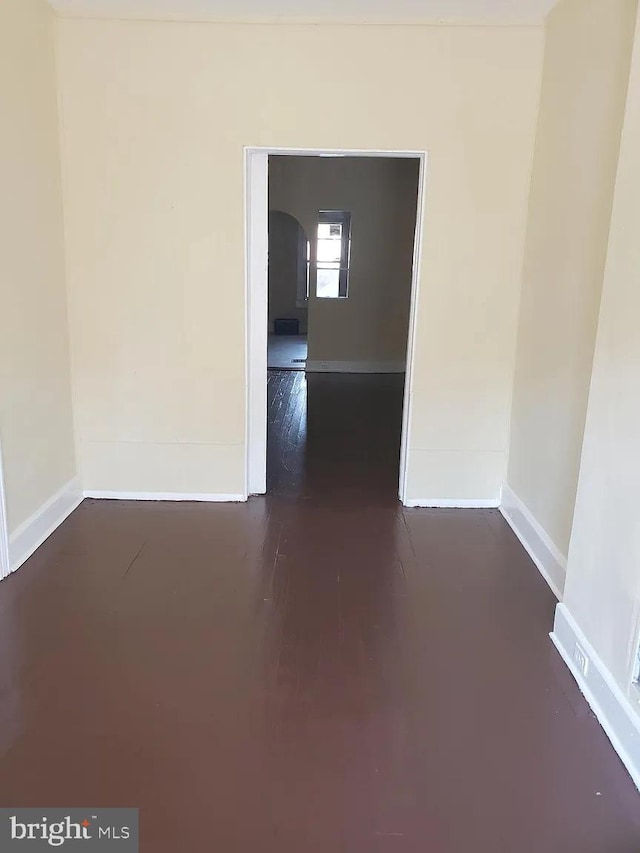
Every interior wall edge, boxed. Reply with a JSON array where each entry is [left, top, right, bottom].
[[52, 8, 83, 494], [501, 8, 548, 489]]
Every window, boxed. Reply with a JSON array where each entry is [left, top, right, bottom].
[[316, 211, 352, 298], [295, 238, 311, 308]]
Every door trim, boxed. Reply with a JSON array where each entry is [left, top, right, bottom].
[[244, 146, 428, 503]]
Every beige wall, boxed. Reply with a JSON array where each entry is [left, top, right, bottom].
[[0, 0, 76, 533], [562, 3, 640, 695], [56, 19, 543, 501], [506, 0, 637, 560], [269, 156, 418, 367]]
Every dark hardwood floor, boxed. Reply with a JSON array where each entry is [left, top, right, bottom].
[[0, 370, 638, 851], [267, 370, 405, 504]]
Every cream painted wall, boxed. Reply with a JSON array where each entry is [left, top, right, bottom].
[[506, 0, 637, 559], [562, 3, 640, 696], [0, 0, 76, 533], [269, 156, 418, 367], [55, 19, 543, 500]]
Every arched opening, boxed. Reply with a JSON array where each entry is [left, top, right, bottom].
[[267, 210, 309, 370]]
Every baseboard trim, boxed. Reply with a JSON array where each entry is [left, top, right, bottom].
[[500, 484, 566, 600], [9, 476, 83, 573], [84, 491, 247, 503], [305, 360, 405, 374], [551, 603, 640, 791], [404, 498, 500, 509], [0, 443, 10, 580]]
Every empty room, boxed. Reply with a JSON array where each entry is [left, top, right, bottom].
[[1, 0, 640, 849]]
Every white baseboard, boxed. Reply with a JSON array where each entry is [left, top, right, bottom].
[[305, 360, 405, 374], [551, 603, 640, 791], [500, 483, 566, 600], [404, 498, 500, 508], [0, 442, 10, 580], [84, 490, 246, 503], [8, 476, 83, 574]]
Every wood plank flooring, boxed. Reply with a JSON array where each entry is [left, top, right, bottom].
[[267, 370, 406, 504], [0, 371, 637, 851]]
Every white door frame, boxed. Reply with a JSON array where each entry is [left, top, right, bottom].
[[0, 435, 11, 579], [244, 146, 428, 504]]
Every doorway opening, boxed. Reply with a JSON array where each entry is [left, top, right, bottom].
[[246, 148, 426, 503], [267, 210, 309, 371]]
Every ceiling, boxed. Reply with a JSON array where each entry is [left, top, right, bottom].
[[47, 0, 559, 25]]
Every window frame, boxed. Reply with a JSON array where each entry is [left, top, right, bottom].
[[316, 210, 352, 299]]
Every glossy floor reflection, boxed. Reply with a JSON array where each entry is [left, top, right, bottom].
[[0, 372, 638, 852], [267, 370, 406, 505]]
